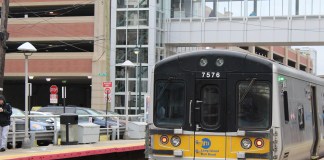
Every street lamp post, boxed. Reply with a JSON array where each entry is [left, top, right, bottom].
[[133, 46, 142, 114], [133, 46, 140, 114], [17, 42, 37, 149], [121, 60, 135, 139]]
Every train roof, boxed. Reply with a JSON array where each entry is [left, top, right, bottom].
[[155, 49, 324, 85], [155, 49, 273, 73]]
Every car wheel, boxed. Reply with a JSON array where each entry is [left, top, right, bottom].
[[37, 140, 50, 146], [7, 141, 22, 149]]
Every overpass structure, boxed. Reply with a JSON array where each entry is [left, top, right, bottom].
[[163, 0, 324, 46]]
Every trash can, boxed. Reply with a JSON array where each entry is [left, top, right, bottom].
[[60, 113, 78, 145], [78, 123, 100, 143]]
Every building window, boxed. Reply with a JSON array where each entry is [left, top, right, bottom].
[[116, 29, 126, 45], [288, 60, 296, 68], [115, 81, 125, 92], [117, 11, 126, 27], [300, 65, 307, 71], [115, 95, 125, 107], [127, 29, 137, 45], [116, 48, 126, 64]]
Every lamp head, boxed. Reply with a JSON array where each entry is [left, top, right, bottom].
[[134, 47, 140, 55]]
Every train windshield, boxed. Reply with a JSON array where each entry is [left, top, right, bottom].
[[154, 81, 185, 127], [237, 81, 271, 129]]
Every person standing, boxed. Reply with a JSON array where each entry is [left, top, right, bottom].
[[0, 95, 12, 152]]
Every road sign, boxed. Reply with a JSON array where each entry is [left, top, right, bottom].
[[50, 85, 58, 94], [103, 82, 112, 88], [50, 94, 58, 104], [104, 88, 111, 94], [104, 94, 111, 102]]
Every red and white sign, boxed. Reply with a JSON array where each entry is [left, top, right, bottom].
[[102, 82, 112, 88], [104, 94, 111, 103], [50, 94, 58, 104], [104, 88, 111, 94], [50, 85, 58, 94]]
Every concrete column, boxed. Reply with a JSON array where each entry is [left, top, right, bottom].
[[296, 50, 300, 70], [91, 0, 107, 110], [306, 54, 311, 73], [283, 47, 288, 66], [248, 46, 255, 54], [267, 46, 274, 60]]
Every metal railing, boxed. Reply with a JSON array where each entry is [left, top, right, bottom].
[[8, 114, 144, 149]]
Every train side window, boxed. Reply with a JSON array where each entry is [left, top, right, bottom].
[[283, 91, 289, 122], [237, 81, 271, 129], [297, 105, 305, 130]]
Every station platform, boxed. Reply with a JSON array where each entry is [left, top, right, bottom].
[[0, 140, 145, 160]]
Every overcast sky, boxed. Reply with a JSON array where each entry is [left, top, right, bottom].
[[310, 46, 324, 76]]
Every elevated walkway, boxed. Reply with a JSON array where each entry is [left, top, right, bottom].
[[165, 15, 324, 46]]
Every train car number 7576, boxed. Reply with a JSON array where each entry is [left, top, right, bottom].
[[201, 72, 220, 78]]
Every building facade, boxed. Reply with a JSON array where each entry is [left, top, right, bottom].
[[110, 0, 315, 114], [3, 0, 108, 110]]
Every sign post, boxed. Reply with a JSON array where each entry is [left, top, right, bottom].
[[103, 81, 112, 128], [62, 86, 66, 113]]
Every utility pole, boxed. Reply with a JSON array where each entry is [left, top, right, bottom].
[[0, 0, 9, 94]]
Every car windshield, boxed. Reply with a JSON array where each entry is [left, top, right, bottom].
[[84, 109, 105, 120], [12, 108, 25, 116]]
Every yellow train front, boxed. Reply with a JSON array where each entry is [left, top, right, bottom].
[[146, 50, 274, 160]]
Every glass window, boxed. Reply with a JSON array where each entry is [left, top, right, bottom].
[[116, 48, 126, 64], [237, 81, 271, 129], [139, 0, 149, 8], [115, 80, 125, 92], [117, 11, 126, 27], [139, 29, 148, 45], [218, 0, 231, 17], [139, 10, 149, 26], [116, 66, 125, 78], [115, 95, 125, 107], [128, 11, 138, 26], [139, 66, 148, 78], [117, 0, 126, 8], [192, 0, 201, 18], [154, 81, 185, 127], [127, 29, 137, 45], [140, 80, 148, 92], [127, 47, 138, 63], [116, 29, 126, 45], [139, 48, 148, 63], [129, 80, 136, 92], [201, 85, 221, 129], [171, 0, 184, 18]]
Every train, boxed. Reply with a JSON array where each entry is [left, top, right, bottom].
[[145, 50, 324, 160]]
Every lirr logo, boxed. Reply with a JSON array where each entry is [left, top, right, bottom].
[[202, 138, 211, 149]]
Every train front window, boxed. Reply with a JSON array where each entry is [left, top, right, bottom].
[[237, 81, 271, 129], [154, 81, 185, 127]]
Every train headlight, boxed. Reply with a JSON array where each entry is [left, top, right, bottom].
[[171, 136, 181, 147], [199, 58, 208, 67], [216, 58, 224, 67], [160, 135, 169, 145], [241, 138, 252, 149], [254, 138, 264, 148]]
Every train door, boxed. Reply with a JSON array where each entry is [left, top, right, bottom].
[[194, 79, 226, 159], [311, 86, 320, 159]]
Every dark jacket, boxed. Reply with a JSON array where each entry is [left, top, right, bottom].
[[0, 95, 12, 127]]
